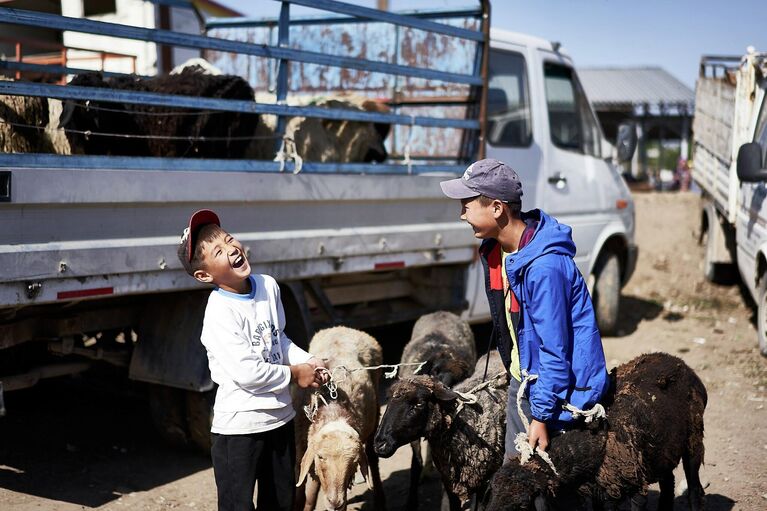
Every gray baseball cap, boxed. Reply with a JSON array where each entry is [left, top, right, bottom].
[[440, 158, 523, 204]]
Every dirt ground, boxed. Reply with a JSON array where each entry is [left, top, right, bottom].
[[1, 191, 766, 510]]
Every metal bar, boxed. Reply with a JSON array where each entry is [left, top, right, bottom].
[[0, 80, 479, 129], [0, 8, 481, 85], [274, 2, 290, 153], [149, 0, 195, 8], [0, 61, 150, 80], [278, 0, 483, 41], [0, 153, 466, 174], [206, 7, 482, 29]]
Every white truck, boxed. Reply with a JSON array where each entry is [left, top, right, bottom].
[[693, 49, 767, 356], [0, 1, 638, 447]]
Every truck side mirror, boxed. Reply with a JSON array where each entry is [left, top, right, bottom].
[[737, 142, 767, 182], [615, 122, 638, 162]]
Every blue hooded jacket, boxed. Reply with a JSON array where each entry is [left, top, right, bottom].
[[480, 209, 609, 424]]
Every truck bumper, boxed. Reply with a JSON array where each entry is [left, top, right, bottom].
[[623, 243, 639, 285]]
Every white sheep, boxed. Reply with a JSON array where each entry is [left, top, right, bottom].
[[294, 326, 386, 511]]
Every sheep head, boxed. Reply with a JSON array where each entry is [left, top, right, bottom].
[[297, 418, 371, 510], [374, 375, 460, 458], [485, 459, 551, 511]]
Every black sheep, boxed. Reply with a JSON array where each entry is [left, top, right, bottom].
[[60, 68, 258, 158], [484, 352, 707, 511], [375, 351, 508, 511], [396, 311, 478, 510]]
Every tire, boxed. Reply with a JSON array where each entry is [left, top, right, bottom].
[[702, 221, 736, 284], [757, 278, 767, 357], [592, 252, 621, 336]]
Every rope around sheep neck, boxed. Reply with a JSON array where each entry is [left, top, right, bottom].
[[513, 373, 608, 477], [302, 361, 428, 422]]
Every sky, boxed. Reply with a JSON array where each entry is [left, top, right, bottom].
[[216, 0, 767, 89]]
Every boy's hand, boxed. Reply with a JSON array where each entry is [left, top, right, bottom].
[[528, 419, 549, 451], [307, 357, 330, 385], [290, 363, 319, 389]]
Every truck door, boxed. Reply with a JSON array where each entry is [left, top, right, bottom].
[[466, 46, 536, 321], [538, 58, 606, 272], [736, 92, 767, 297]]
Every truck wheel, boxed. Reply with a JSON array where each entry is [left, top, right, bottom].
[[186, 389, 215, 452], [702, 222, 735, 284], [593, 252, 620, 336], [757, 278, 767, 357]]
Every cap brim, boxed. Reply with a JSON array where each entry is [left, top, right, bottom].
[[186, 209, 221, 262], [440, 178, 479, 200]]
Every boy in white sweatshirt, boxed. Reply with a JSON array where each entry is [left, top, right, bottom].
[[177, 209, 326, 511]]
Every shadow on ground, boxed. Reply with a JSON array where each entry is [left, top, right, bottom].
[[611, 295, 664, 337], [0, 373, 210, 507]]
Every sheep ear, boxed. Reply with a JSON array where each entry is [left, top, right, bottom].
[[296, 443, 315, 487], [433, 381, 460, 402], [358, 449, 374, 491]]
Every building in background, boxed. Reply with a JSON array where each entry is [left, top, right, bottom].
[[0, 0, 241, 81], [579, 67, 694, 181]]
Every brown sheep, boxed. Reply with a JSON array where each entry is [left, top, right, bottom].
[[294, 326, 385, 511]]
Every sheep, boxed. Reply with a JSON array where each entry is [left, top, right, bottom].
[[397, 311, 478, 509], [484, 352, 707, 511], [245, 95, 391, 163], [293, 326, 386, 511], [59, 68, 259, 158], [0, 76, 56, 153], [375, 350, 509, 511]]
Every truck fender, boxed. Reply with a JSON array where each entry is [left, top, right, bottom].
[[129, 291, 213, 392], [585, 221, 631, 287]]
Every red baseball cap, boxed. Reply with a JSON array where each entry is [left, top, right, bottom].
[[178, 209, 220, 275]]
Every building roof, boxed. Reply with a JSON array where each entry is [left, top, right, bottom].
[[578, 67, 694, 110]]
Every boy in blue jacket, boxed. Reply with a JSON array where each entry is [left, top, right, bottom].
[[440, 158, 609, 457]]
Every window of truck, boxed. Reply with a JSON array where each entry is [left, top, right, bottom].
[[756, 94, 767, 162], [544, 62, 601, 157], [487, 49, 532, 147]]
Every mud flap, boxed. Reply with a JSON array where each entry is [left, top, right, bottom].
[[129, 290, 213, 392]]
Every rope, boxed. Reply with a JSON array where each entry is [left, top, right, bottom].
[[0, 117, 278, 142], [274, 134, 303, 173], [402, 115, 415, 175], [512, 373, 608, 476], [302, 360, 428, 423], [562, 402, 606, 423], [452, 370, 506, 414], [513, 373, 559, 476]]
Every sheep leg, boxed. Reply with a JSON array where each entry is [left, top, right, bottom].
[[440, 489, 464, 511], [682, 445, 705, 511], [656, 473, 675, 511], [629, 492, 648, 511], [407, 440, 423, 510], [365, 439, 386, 510], [683, 421, 706, 511]]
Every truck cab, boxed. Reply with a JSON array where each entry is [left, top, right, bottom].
[[464, 29, 639, 335]]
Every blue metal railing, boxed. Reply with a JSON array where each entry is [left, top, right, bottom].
[[0, 0, 489, 173]]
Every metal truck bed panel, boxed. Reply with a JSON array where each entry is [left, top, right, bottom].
[[693, 142, 733, 217], [0, 167, 476, 307]]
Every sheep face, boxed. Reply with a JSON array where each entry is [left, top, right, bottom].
[[485, 461, 550, 511], [297, 420, 371, 510], [374, 376, 459, 458]]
